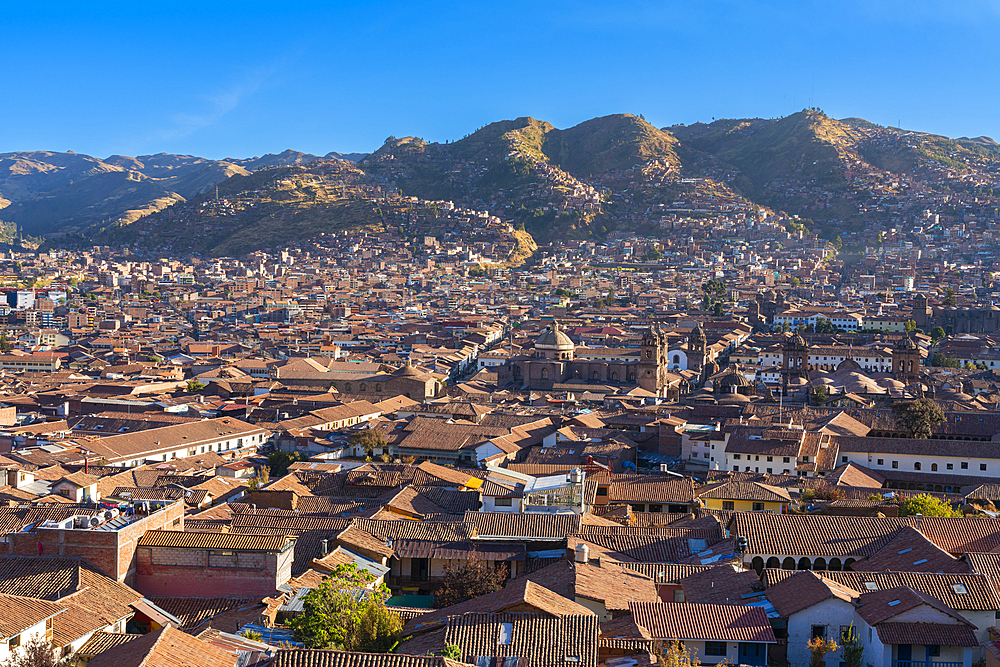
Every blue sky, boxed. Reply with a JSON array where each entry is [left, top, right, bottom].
[[4, 1, 999, 159]]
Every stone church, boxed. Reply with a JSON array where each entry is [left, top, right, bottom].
[[497, 322, 705, 398]]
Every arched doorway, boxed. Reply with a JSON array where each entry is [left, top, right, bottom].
[[828, 558, 842, 571], [813, 558, 827, 571], [782, 557, 796, 570], [752, 557, 764, 574], [844, 558, 856, 569], [797, 557, 812, 570], [766, 557, 780, 569]]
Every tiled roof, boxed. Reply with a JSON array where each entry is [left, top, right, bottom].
[[764, 570, 859, 618], [856, 586, 973, 626], [445, 612, 598, 667], [403, 577, 594, 636], [850, 526, 967, 574], [628, 601, 776, 642], [88, 625, 236, 667], [273, 650, 474, 667], [138, 530, 291, 552], [0, 594, 65, 639], [77, 631, 144, 657], [764, 569, 1000, 611], [149, 597, 261, 632], [464, 511, 582, 539], [608, 475, 695, 504], [522, 559, 659, 612], [696, 481, 791, 503], [875, 622, 979, 647]]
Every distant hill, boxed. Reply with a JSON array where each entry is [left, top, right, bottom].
[[227, 150, 320, 170]]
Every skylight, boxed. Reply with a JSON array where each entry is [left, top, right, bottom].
[[898, 548, 912, 554], [888, 600, 901, 606], [864, 582, 878, 591], [952, 584, 968, 594], [499, 622, 513, 645], [913, 559, 928, 565]]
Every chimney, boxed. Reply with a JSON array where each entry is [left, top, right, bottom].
[[321, 539, 329, 556]]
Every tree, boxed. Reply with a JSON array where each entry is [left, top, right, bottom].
[[812, 385, 829, 405], [433, 555, 508, 608], [2, 636, 67, 667], [841, 625, 864, 667], [436, 646, 462, 660], [288, 563, 401, 651], [815, 318, 836, 334], [808, 637, 838, 667], [931, 353, 960, 368], [186, 379, 207, 392], [268, 450, 304, 478], [0, 334, 11, 353], [240, 630, 264, 642], [349, 428, 387, 458], [712, 302, 724, 317], [904, 319, 917, 333], [892, 398, 945, 439], [930, 326, 946, 341], [247, 466, 270, 490], [942, 287, 956, 306], [900, 494, 960, 517], [657, 640, 701, 667], [790, 276, 801, 288], [643, 248, 663, 262]]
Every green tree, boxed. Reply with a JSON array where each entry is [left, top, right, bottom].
[[240, 630, 264, 642], [643, 248, 663, 262], [0, 334, 11, 353], [2, 635, 67, 667], [433, 555, 508, 608], [841, 625, 864, 667], [437, 646, 462, 660], [349, 428, 387, 458], [900, 494, 960, 517], [790, 276, 801, 287], [942, 287, 957, 306], [701, 279, 727, 299], [657, 640, 701, 667], [930, 326, 946, 342], [931, 353, 960, 368], [268, 450, 304, 478], [712, 302, 724, 317], [892, 398, 945, 439], [186, 379, 207, 392], [904, 319, 917, 333], [815, 318, 836, 334], [288, 563, 401, 651], [812, 385, 829, 405]]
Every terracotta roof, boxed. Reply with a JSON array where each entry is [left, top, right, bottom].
[[138, 530, 291, 552], [521, 559, 659, 612], [464, 511, 581, 539], [608, 475, 695, 504], [0, 594, 65, 639], [403, 577, 595, 636], [149, 597, 261, 632], [444, 612, 598, 667], [696, 481, 791, 503], [851, 526, 967, 574], [764, 570, 859, 618], [875, 622, 979, 647], [765, 569, 1000, 611], [628, 601, 776, 642], [273, 650, 474, 667], [78, 631, 144, 657], [88, 625, 236, 667], [856, 586, 974, 627]]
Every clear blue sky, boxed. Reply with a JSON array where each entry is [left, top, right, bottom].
[[5, 0, 999, 159]]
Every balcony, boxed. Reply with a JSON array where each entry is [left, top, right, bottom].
[[894, 661, 962, 667]]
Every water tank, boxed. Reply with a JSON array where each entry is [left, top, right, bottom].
[[568, 468, 583, 484], [574, 543, 589, 564]]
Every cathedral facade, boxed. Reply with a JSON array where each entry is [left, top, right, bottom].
[[497, 322, 705, 398]]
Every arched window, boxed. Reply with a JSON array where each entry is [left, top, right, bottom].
[[931, 463, 938, 471], [593, 371, 599, 380], [673, 354, 680, 364], [646, 350, 652, 359], [611, 372, 618, 381], [541, 368, 549, 380], [766, 557, 781, 569], [360, 383, 367, 392], [751, 557, 764, 574], [345, 383, 352, 392], [797, 557, 812, 570], [914, 462, 921, 470], [782, 557, 796, 570]]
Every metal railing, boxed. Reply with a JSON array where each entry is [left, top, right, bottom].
[[893, 660, 962, 667]]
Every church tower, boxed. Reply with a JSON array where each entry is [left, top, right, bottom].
[[781, 332, 809, 396], [638, 324, 663, 394], [912, 293, 930, 329], [893, 335, 920, 384], [688, 324, 706, 372]]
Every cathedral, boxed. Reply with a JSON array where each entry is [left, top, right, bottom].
[[497, 322, 706, 399]]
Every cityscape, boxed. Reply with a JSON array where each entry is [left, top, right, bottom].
[[4, 4, 1000, 667]]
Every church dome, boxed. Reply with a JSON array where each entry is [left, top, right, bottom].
[[716, 367, 751, 388], [394, 360, 427, 377], [836, 357, 862, 372], [895, 336, 917, 351], [535, 322, 574, 351], [788, 333, 806, 349], [689, 324, 706, 341]]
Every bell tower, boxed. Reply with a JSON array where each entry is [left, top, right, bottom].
[[688, 324, 706, 372]]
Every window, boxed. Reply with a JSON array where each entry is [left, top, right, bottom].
[[767, 456, 773, 462], [722, 501, 735, 510], [783, 457, 790, 463], [840, 626, 854, 642], [673, 589, 685, 602], [877, 459, 883, 466], [596, 487, 608, 497], [947, 463, 954, 470], [704, 642, 727, 657], [499, 622, 513, 645], [752, 502, 765, 511], [931, 463, 938, 471], [927, 646, 940, 658], [892, 461, 898, 469], [811, 625, 826, 639], [914, 462, 921, 471], [982, 464, 988, 471], [9, 634, 20, 649], [842, 456, 848, 463], [494, 498, 513, 507], [962, 462, 969, 469], [734, 454, 741, 460]]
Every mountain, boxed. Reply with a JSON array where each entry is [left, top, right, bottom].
[[228, 150, 320, 170]]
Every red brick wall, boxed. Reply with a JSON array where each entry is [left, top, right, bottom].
[[134, 545, 283, 597], [9, 501, 185, 584]]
